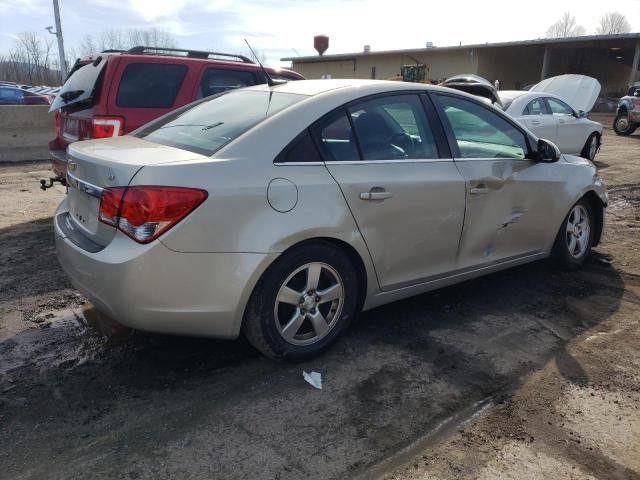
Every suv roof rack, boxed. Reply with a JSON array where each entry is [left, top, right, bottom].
[[126, 46, 254, 63]]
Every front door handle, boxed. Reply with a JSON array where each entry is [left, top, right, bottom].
[[530, 120, 541, 125], [360, 190, 393, 201]]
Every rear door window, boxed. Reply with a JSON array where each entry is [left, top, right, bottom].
[[523, 98, 548, 116], [348, 95, 438, 160], [116, 63, 187, 108], [197, 68, 257, 98], [317, 112, 360, 162]]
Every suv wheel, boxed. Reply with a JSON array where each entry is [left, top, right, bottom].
[[243, 242, 360, 362], [613, 113, 637, 136]]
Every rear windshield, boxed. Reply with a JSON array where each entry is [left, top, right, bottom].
[[49, 57, 106, 112], [134, 90, 304, 156]]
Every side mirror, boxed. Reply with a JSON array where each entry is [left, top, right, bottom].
[[536, 138, 561, 162], [578, 110, 587, 118]]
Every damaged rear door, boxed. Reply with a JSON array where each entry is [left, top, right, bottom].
[[433, 93, 561, 268]]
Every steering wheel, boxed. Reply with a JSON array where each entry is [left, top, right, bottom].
[[387, 132, 415, 157]]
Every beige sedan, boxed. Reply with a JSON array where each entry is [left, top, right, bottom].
[[54, 80, 607, 361]]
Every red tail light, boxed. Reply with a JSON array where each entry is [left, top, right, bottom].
[[53, 111, 60, 134], [92, 116, 125, 139], [99, 186, 207, 244]]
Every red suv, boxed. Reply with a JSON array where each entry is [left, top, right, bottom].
[[47, 46, 304, 185]]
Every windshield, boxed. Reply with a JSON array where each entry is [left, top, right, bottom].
[[135, 90, 304, 156], [49, 57, 107, 112]]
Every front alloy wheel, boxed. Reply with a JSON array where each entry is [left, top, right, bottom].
[[565, 204, 591, 259], [552, 198, 594, 269]]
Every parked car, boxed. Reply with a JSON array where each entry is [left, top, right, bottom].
[[442, 74, 603, 160], [55, 80, 607, 361], [0, 85, 51, 105], [47, 46, 304, 183], [498, 91, 602, 160], [613, 87, 640, 136]]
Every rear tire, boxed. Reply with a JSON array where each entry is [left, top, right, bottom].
[[580, 133, 600, 161], [613, 113, 637, 136], [243, 241, 360, 362], [552, 198, 594, 270]]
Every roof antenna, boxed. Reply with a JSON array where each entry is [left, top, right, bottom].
[[244, 38, 285, 87]]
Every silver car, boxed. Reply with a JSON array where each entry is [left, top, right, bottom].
[[55, 80, 607, 361]]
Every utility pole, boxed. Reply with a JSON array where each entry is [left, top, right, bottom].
[[47, 0, 67, 84]]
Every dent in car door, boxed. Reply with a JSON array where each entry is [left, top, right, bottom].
[[434, 93, 562, 269], [318, 94, 466, 291]]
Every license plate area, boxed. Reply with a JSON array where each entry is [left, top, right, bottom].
[[67, 174, 102, 235]]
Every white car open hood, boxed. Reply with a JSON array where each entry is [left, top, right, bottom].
[[530, 74, 601, 113]]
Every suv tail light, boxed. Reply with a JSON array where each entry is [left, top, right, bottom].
[[99, 186, 207, 243], [53, 111, 60, 134], [92, 116, 125, 139]]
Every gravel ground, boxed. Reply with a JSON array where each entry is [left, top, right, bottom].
[[0, 119, 639, 479]]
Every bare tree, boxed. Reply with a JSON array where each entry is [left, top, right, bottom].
[[0, 31, 60, 85], [596, 12, 632, 35], [78, 28, 177, 55], [546, 12, 586, 38]]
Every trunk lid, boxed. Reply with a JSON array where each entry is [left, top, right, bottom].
[[49, 56, 107, 113], [65, 136, 208, 246], [530, 74, 601, 113], [440, 74, 502, 106]]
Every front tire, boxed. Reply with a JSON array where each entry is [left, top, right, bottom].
[[243, 242, 360, 362], [580, 133, 600, 161], [613, 113, 637, 136], [552, 199, 594, 270]]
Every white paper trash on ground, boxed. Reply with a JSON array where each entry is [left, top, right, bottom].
[[303, 371, 322, 390]]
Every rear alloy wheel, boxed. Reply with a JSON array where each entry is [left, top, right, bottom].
[[581, 133, 599, 161], [243, 242, 360, 361], [552, 199, 594, 269], [613, 113, 637, 136]]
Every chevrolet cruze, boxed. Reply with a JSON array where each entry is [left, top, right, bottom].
[[55, 79, 607, 361]]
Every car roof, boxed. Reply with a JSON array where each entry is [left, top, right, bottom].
[[247, 79, 441, 97], [75, 50, 300, 76]]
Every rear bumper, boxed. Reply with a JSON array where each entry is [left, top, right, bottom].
[[48, 141, 68, 178], [54, 199, 275, 339]]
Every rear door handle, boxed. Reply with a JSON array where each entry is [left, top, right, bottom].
[[470, 185, 489, 195], [530, 120, 541, 125], [360, 190, 393, 201]]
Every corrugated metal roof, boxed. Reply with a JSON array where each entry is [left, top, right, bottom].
[[281, 32, 640, 63]]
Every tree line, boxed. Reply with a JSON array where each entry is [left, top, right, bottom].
[[0, 28, 177, 87]]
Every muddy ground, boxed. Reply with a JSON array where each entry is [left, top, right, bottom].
[[1, 119, 639, 479]]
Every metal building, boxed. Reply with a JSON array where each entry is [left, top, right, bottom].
[[282, 33, 640, 96]]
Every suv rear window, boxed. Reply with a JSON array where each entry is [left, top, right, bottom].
[[117, 63, 187, 108], [198, 68, 256, 98], [49, 58, 106, 111], [135, 90, 304, 156]]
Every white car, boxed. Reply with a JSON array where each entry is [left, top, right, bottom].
[[500, 93, 602, 160], [443, 74, 603, 160]]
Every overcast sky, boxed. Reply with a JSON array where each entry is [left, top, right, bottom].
[[1, 0, 640, 66]]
